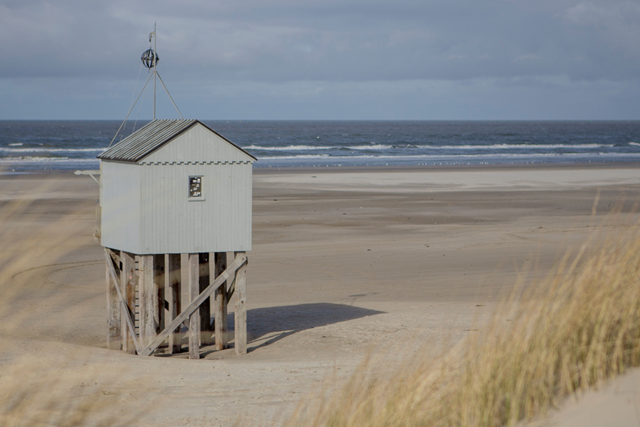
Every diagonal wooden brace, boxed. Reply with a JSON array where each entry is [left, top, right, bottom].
[[104, 249, 141, 354], [226, 274, 236, 302], [140, 253, 247, 357]]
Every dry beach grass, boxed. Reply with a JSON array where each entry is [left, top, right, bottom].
[[0, 189, 145, 427], [284, 207, 640, 427]]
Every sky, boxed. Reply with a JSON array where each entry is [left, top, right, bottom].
[[0, 0, 639, 120]]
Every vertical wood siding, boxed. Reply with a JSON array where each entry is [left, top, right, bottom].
[[101, 152, 252, 254], [138, 163, 252, 253], [101, 162, 142, 254], [142, 124, 253, 164]]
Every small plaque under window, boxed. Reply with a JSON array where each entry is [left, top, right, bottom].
[[189, 176, 203, 198]]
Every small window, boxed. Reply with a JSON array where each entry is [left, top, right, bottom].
[[189, 176, 203, 199]]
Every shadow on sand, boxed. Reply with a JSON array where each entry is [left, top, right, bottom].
[[201, 303, 384, 355]]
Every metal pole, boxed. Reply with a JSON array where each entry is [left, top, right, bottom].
[[108, 73, 153, 147], [153, 22, 157, 120], [156, 71, 183, 119]]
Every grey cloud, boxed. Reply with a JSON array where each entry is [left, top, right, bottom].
[[0, 0, 639, 119], [1, 0, 639, 82], [3, 76, 638, 120]]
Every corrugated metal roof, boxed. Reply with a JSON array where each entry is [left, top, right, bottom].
[[98, 119, 257, 163]]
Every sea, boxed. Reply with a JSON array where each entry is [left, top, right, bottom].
[[0, 120, 639, 171]]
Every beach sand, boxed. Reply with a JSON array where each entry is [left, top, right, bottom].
[[1, 165, 639, 426]]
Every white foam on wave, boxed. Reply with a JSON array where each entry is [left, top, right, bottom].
[[0, 157, 98, 163], [243, 145, 333, 151], [629, 142, 640, 146], [244, 144, 392, 151], [259, 154, 331, 160], [245, 143, 614, 152], [0, 156, 71, 162], [418, 143, 614, 150], [0, 147, 107, 153], [348, 144, 393, 150]]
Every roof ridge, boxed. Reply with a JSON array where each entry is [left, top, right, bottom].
[[97, 119, 255, 163]]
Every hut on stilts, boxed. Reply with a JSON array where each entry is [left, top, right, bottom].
[[99, 120, 255, 359], [83, 25, 256, 359]]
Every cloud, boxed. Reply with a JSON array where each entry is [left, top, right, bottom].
[[3, 76, 638, 120], [560, 1, 640, 61], [1, 0, 638, 81], [0, 0, 638, 118]]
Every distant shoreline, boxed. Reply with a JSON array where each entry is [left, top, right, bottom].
[[252, 161, 640, 175], [2, 161, 638, 178]]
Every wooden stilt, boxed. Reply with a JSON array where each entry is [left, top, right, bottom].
[[139, 255, 157, 347], [154, 254, 165, 333], [234, 252, 247, 355], [188, 253, 200, 359], [134, 255, 141, 340], [199, 253, 212, 346], [106, 250, 121, 350], [104, 249, 141, 354], [214, 252, 228, 350], [121, 251, 136, 353], [180, 253, 188, 350], [138, 256, 146, 344], [164, 254, 170, 352], [165, 254, 181, 354]]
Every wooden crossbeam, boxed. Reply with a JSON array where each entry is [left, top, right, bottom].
[[104, 249, 141, 354], [140, 253, 247, 357]]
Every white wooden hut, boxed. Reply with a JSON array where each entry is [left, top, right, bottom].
[[98, 119, 256, 359]]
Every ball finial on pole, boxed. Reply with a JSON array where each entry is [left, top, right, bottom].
[[141, 49, 159, 69]]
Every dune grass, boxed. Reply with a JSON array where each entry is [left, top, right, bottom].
[[0, 355, 142, 427], [284, 211, 640, 427], [0, 186, 145, 427]]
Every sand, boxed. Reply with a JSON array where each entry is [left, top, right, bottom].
[[1, 164, 639, 426]]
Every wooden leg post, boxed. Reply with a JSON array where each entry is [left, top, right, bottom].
[[106, 251, 121, 350], [138, 256, 146, 345], [214, 252, 228, 350], [234, 252, 247, 355], [199, 253, 212, 346], [104, 249, 141, 355], [155, 255, 165, 335], [188, 253, 200, 359], [121, 251, 136, 353], [180, 253, 189, 351], [139, 255, 158, 348], [166, 254, 182, 354]]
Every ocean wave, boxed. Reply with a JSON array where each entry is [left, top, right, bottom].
[[243, 145, 333, 151], [0, 157, 97, 163], [258, 154, 331, 160], [258, 152, 640, 161], [348, 144, 393, 150], [416, 143, 614, 150], [629, 142, 640, 146], [245, 143, 615, 152], [244, 144, 397, 151], [0, 156, 69, 162], [0, 147, 108, 153]]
